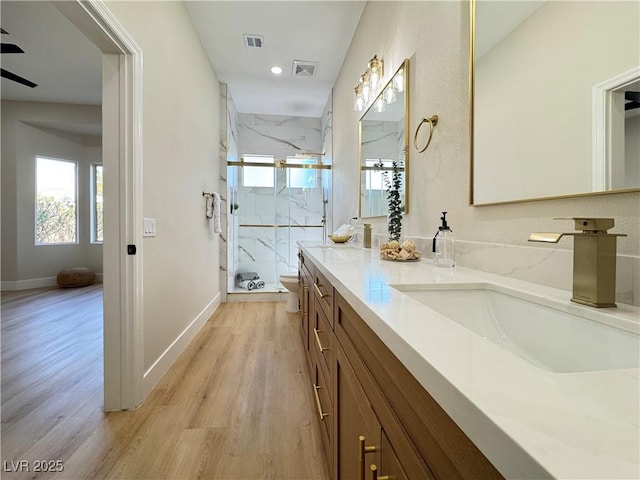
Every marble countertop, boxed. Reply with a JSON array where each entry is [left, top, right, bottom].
[[299, 242, 640, 480]]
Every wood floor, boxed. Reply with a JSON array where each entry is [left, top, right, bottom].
[[1, 287, 330, 479]]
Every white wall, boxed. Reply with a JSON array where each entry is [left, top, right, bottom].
[[103, 1, 221, 381], [1, 100, 103, 288], [333, 1, 639, 301]]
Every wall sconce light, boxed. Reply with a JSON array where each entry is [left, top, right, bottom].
[[383, 86, 396, 104], [353, 54, 385, 112], [392, 66, 404, 93], [373, 97, 386, 113], [367, 55, 384, 91], [354, 84, 366, 112]]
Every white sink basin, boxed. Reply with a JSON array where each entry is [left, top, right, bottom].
[[390, 283, 639, 373]]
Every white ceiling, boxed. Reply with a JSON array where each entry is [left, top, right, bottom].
[[184, 1, 365, 117], [1, 1, 364, 121], [0, 1, 102, 105]]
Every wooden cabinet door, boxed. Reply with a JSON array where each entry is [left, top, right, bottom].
[[376, 429, 409, 480], [336, 344, 381, 480]]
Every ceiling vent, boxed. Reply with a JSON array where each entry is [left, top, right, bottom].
[[292, 60, 318, 77], [243, 34, 264, 48]]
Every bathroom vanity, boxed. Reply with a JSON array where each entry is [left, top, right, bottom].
[[297, 243, 640, 479]]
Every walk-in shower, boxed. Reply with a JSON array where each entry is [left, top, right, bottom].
[[227, 155, 331, 294]]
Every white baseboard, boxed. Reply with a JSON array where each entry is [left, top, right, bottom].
[[226, 291, 288, 303], [1, 277, 57, 291], [142, 292, 221, 398], [1, 273, 105, 291]]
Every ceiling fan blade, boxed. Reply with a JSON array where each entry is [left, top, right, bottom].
[[625, 91, 639, 102], [625, 91, 640, 111], [1, 68, 37, 88], [1, 43, 24, 54]]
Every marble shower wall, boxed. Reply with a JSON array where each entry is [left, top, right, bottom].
[[238, 113, 321, 160], [220, 84, 240, 297], [234, 113, 325, 287], [321, 92, 333, 234], [218, 83, 229, 301]]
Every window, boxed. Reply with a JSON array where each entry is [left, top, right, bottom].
[[286, 156, 317, 189], [365, 159, 393, 190], [92, 164, 104, 243], [242, 154, 274, 187], [35, 157, 78, 244]]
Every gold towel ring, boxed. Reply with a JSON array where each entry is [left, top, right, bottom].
[[414, 115, 439, 153]]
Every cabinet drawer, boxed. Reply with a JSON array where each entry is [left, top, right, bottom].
[[312, 354, 334, 471], [312, 268, 333, 327], [312, 299, 334, 400]]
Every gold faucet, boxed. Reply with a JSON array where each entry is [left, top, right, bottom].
[[528, 218, 626, 308]]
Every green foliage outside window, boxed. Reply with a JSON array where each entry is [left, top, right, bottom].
[[94, 165, 104, 242], [36, 195, 77, 244]]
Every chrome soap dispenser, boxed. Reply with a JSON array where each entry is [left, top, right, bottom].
[[433, 212, 455, 267]]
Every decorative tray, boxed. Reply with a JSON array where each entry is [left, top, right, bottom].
[[380, 256, 420, 262], [328, 235, 352, 243]]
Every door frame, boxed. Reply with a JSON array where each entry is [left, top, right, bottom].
[[55, 0, 144, 411], [592, 66, 640, 191]]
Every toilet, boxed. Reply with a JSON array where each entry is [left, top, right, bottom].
[[279, 274, 300, 313]]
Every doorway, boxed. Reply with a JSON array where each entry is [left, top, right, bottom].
[[53, 0, 144, 411]]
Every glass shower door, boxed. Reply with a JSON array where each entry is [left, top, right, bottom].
[[234, 155, 277, 292], [227, 156, 329, 294]]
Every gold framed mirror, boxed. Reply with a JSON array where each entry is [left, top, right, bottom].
[[359, 59, 409, 217], [470, 0, 640, 206]]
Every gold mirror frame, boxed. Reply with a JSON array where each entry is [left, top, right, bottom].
[[469, 0, 640, 206], [358, 59, 410, 217]]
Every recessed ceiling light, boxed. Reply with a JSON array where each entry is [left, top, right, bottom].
[[271, 66, 283, 75]]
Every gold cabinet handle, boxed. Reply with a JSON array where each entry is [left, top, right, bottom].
[[302, 286, 308, 315], [313, 282, 326, 298], [369, 464, 393, 480], [314, 328, 327, 352], [313, 384, 329, 421], [359, 436, 378, 480]]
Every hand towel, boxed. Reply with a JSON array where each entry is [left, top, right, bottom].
[[212, 192, 222, 233], [254, 280, 265, 289], [205, 195, 214, 219]]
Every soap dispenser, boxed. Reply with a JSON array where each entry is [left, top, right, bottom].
[[363, 223, 372, 248], [432, 212, 455, 267]]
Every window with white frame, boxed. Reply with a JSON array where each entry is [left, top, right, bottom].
[[286, 156, 317, 188], [91, 164, 104, 243], [35, 157, 78, 244], [242, 154, 275, 187], [364, 158, 394, 190]]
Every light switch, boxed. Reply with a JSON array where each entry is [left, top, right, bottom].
[[143, 218, 156, 237]]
